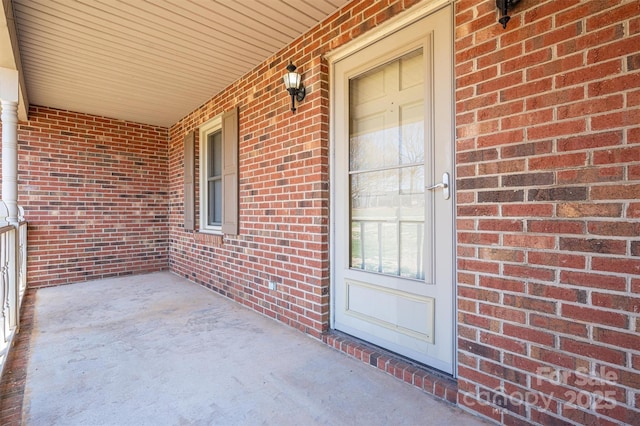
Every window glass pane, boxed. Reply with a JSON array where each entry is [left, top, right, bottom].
[[208, 131, 222, 178], [350, 221, 401, 274], [349, 49, 423, 172], [399, 101, 424, 166], [351, 167, 424, 213], [349, 114, 397, 171], [208, 181, 216, 225], [400, 222, 424, 279], [207, 134, 214, 178], [213, 131, 222, 177], [350, 166, 424, 278], [213, 179, 222, 224], [207, 179, 223, 226], [349, 49, 426, 281], [381, 222, 399, 275], [205, 128, 223, 228], [399, 49, 423, 90], [361, 221, 379, 273], [351, 221, 364, 269]]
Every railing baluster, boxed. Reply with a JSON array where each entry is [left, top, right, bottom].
[[0, 221, 27, 377], [18, 221, 27, 305], [3, 226, 13, 341], [0, 227, 10, 352], [7, 226, 17, 330]]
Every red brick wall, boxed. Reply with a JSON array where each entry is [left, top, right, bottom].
[[167, 0, 429, 337], [18, 106, 169, 287], [456, 0, 640, 424], [8, 0, 637, 423]]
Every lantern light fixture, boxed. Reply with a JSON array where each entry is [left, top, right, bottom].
[[283, 62, 306, 113], [496, 0, 521, 29]]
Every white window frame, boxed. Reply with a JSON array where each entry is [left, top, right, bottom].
[[199, 114, 223, 234]]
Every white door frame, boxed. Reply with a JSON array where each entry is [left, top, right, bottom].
[[327, 0, 457, 376]]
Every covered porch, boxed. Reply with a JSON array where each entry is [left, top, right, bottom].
[[0, 272, 485, 425], [1, 0, 639, 424]]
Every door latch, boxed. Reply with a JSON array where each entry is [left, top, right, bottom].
[[426, 172, 450, 200]]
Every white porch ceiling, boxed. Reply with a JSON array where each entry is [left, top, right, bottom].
[[9, 0, 349, 127]]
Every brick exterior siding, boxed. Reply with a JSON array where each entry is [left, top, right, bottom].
[[167, 0, 427, 338], [15, 106, 169, 287], [5, 0, 638, 424], [456, 0, 640, 424]]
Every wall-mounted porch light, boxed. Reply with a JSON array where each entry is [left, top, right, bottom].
[[283, 62, 306, 113], [496, 0, 520, 29]]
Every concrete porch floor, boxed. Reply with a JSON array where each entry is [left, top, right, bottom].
[[12, 272, 486, 425]]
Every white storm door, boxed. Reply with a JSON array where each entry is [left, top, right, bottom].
[[333, 6, 454, 374]]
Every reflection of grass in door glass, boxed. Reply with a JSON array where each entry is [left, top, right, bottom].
[[350, 221, 399, 275], [351, 220, 424, 279], [350, 222, 363, 269], [400, 222, 424, 280], [362, 222, 380, 272], [381, 223, 399, 275]]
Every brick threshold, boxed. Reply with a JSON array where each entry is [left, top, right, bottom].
[[322, 331, 458, 404], [0, 289, 37, 426]]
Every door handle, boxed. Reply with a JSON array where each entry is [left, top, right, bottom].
[[426, 172, 450, 200]]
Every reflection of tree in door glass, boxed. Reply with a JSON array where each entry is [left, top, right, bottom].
[[348, 49, 427, 281]]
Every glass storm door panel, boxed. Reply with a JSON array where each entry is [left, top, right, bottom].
[[349, 49, 426, 281], [333, 6, 454, 374]]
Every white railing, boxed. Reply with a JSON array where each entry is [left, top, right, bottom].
[[0, 218, 27, 376], [18, 220, 27, 304]]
